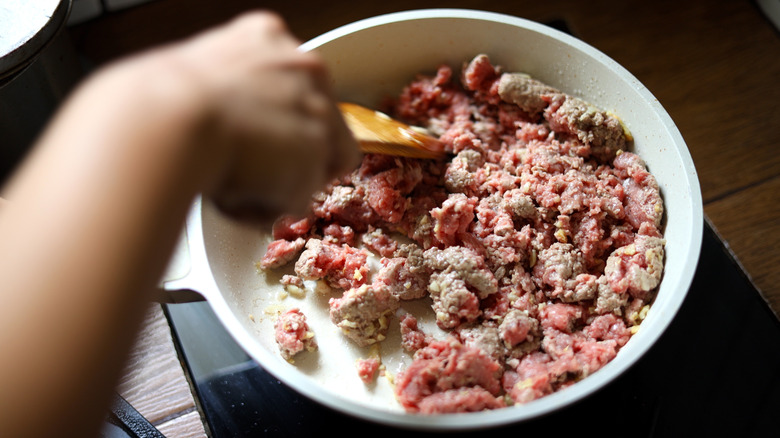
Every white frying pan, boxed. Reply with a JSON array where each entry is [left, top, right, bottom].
[[161, 9, 703, 431]]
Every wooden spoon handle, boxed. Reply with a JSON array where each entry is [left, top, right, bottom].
[[338, 102, 446, 159]]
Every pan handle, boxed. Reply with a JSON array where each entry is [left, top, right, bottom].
[[157, 197, 218, 303]]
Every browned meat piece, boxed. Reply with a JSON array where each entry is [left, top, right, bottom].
[[329, 283, 400, 347], [498, 72, 559, 116]]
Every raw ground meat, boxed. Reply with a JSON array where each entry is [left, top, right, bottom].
[[259, 237, 306, 269], [294, 238, 370, 290], [259, 54, 666, 414], [393, 337, 505, 413], [399, 312, 430, 353], [356, 357, 381, 384], [274, 308, 317, 362]]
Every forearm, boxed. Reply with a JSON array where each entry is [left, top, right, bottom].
[[0, 54, 215, 438]]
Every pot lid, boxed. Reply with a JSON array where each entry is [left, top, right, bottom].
[[0, 0, 71, 81]]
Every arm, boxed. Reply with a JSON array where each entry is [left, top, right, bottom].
[[0, 12, 358, 438]]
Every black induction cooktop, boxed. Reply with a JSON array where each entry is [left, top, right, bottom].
[[161, 219, 780, 437]]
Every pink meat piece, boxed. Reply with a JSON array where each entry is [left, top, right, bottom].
[[480, 286, 513, 321], [399, 312, 429, 353], [430, 193, 477, 247], [274, 308, 317, 361], [393, 64, 458, 127], [272, 215, 314, 241], [569, 213, 613, 271], [462, 53, 502, 105], [541, 328, 619, 380], [322, 223, 356, 246], [572, 338, 619, 376], [584, 313, 631, 347], [499, 309, 540, 349], [259, 237, 306, 269], [312, 184, 380, 232], [280, 274, 303, 288], [358, 154, 423, 194], [394, 337, 503, 413], [613, 151, 664, 234], [603, 234, 665, 299], [502, 352, 554, 404], [477, 165, 520, 197], [479, 229, 534, 275], [539, 303, 583, 333], [395, 190, 447, 249], [473, 194, 515, 237], [360, 226, 398, 257], [356, 357, 381, 384], [437, 117, 483, 154], [417, 387, 506, 414], [374, 256, 428, 301], [294, 239, 369, 290]]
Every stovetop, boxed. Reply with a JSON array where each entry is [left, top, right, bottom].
[[163, 220, 780, 437]]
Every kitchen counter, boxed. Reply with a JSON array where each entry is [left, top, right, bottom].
[[65, 0, 780, 436]]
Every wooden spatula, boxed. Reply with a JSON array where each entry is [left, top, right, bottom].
[[338, 102, 447, 159]]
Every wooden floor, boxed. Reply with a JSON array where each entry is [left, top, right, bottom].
[[67, 0, 780, 436]]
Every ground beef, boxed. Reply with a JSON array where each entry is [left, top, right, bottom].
[[424, 246, 499, 329], [430, 193, 477, 247], [272, 215, 314, 241], [311, 185, 380, 232], [258, 54, 666, 414], [423, 246, 498, 299], [444, 149, 484, 196], [499, 309, 541, 352], [502, 351, 554, 403], [498, 72, 558, 117], [322, 223, 356, 246], [399, 312, 429, 353], [544, 95, 627, 162], [259, 237, 306, 269], [374, 256, 428, 301], [603, 234, 665, 300], [329, 283, 400, 347], [532, 242, 599, 302], [613, 151, 664, 234], [280, 274, 303, 288], [294, 238, 369, 290], [274, 308, 317, 362], [356, 357, 381, 384], [417, 387, 507, 414], [394, 337, 504, 413], [361, 226, 398, 257]]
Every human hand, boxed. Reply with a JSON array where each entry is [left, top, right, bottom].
[[148, 11, 360, 218]]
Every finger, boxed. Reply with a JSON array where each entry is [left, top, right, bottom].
[[327, 104, 361, 178]]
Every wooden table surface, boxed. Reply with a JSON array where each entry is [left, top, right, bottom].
[[67, 0, 780, 436]]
